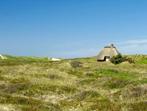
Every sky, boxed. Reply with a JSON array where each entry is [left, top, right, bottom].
[[0, 0, 147, 58]]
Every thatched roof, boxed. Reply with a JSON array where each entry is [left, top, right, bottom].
[[97, 44, 120, 61]]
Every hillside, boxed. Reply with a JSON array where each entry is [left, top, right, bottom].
[[0, 55, 146, 111]]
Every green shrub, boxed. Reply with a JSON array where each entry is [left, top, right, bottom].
[[110, 54, 125, 64], [110, 54, 134, 64]]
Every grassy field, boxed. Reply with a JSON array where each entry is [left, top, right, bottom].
[[0, 55, 146, 111]]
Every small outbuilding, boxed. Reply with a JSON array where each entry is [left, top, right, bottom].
[[49, 57, 61, 62], [97, 44, 120, 61], [0, 54, 7, 60]]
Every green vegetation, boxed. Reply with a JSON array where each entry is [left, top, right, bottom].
[[0, 55, 146, 111], [110, 54, 125, 64], [110, 54, 134, 64], [132, 55, 147, 64]]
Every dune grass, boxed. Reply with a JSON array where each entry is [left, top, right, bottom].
[[0, 55, 146, 111]]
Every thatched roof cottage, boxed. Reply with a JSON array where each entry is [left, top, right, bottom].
[[97, 44, 120, 61]]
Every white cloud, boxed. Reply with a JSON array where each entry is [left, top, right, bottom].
[[124, 39, 147, 44], [118, 39, 147, 54]]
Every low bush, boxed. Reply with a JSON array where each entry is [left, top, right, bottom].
[[70, 61, 82, 68], [110, 54, 125, 64], [110, 54, 134, 64]]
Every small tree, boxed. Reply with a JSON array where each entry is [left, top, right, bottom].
[[110, 54, 125, 64]]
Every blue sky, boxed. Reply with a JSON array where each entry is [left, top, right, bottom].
[[0, 0, 147, 58]]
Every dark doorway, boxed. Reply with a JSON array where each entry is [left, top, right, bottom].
[[104, 56, 110, 61]]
